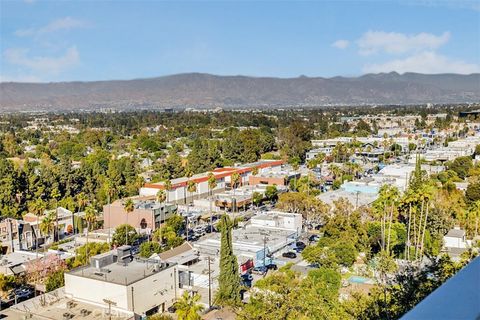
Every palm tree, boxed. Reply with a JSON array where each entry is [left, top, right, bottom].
[[175, 291, 204, 320], [187, 180, 197, 204], [123, 199, 135, 245], [185, 170, 194, 204], [39, 211, 55, 250], [84, 205, 97, 263], [104, 181, 117, 245], [164, 180, 172, 203], [207, 172, 217, 230], [75, 192, 89, 235], [157, 189, 166, 204], [156, 189, 167, 243], [28, 199, 47, 258], [51, 187, 61, 242], [231, 172, 240, 214]]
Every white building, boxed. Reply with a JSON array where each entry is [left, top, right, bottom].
[[139, 160, 284, 204], [65, 246, 178, 317], [444, 227, 470, 249]]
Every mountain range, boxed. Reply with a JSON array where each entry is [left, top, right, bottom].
[[1, 72, 479, 112]]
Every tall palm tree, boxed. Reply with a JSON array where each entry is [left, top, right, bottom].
[[187, 180, 197, 204], [39, 211, 55, 250], [156, 190, 167, 243], [231, 172, 240, 214], [156, 189, 166, 204], [51, 187, 61, 242], [185, 170, 194, 205], [84, 205, 97, 263], [164, 180, 172, 203], [123, 199, 135, 245], [207, 172, 217, 230], [28, 199, 47, 258], [104, 181, 117, 245], [175, 291, 204, 320], [75, 192, 89, 235]]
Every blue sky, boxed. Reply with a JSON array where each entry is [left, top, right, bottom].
[[1, 0, 479, 82]]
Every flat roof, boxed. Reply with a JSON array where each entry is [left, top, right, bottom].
[[194, 224, 297, 258], [68, 258, 175, 286], [317, 190, 378, 207], [1, 288, 132, 320]]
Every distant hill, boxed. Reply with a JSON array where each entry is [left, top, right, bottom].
[[1, 72, 479, 112]]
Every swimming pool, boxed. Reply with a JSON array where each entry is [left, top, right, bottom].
[[348, 276, 372, 284]]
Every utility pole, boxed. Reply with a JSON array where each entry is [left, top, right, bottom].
[[263, 235, 268, 271], [207, 256, 212, 308], [355, 191, 360, 209], [103, 299, 116, 320]]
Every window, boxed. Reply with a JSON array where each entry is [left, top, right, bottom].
[[140, 218, 147, 229]]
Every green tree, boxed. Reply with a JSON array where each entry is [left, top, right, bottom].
[[216, 214, 242, 306], [112, 224, 138, 247], [40, 211, 55, 247], [466, 180, 480, 203], [28, 198, 47, 258], [265, 185, 278, 202], [139, 241, 162, 258], [175, 291, 204, 320], [84, 205, 97, 262], [123, 198, 135, 245], [447, 156, 473, 179], [45, 269, 65, 292]]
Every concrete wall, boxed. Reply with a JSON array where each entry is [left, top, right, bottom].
[[249, 176, 286, 186], [103, 206, 154, 230], [65, 266, 177, 315], [444, 236, 467, 249], [65, 273, 130, 310], [127, 266, 177, 314]]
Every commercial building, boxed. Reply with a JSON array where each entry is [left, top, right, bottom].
[[139, 160, 284, 204], [0, 288, 133, 319], [103, 198, 177, 233], [194, 211, 302, 267], [23, 207, 75, 241], [65, 246, 178, 317], [248, 169, 300, 186]]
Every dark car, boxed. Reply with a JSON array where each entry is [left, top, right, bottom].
[[294, 246, 304, 253], [296, 241, 306, 249], [266, 263, 277, 270], [282, 252, 297, 259], [241, 273, 253, 287], [205, 225, 216, 233], [308, 235, 320, 242]]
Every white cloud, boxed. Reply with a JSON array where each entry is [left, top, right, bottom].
[[357, 31, 450, 55], [15, 17, 88, 37], [332, 40, 349, 49], [363, 51, 480, 74], [4, 46, 80, 74]]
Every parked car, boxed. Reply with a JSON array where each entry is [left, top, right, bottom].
[[265, 263, 278, 270], [282, 251, 297, 259], [294, 246, 304, 253], [205, 225, 216, 233], [308, 235, 320, 242], [241, 273, 253, 287], [296, 241, 306, 249]]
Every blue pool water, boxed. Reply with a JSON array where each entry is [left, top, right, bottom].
[[348, 276, 371, 284]]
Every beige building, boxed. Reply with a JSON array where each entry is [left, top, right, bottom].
[[103, 199, 177, 233], [65, 246, 178, 317]]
